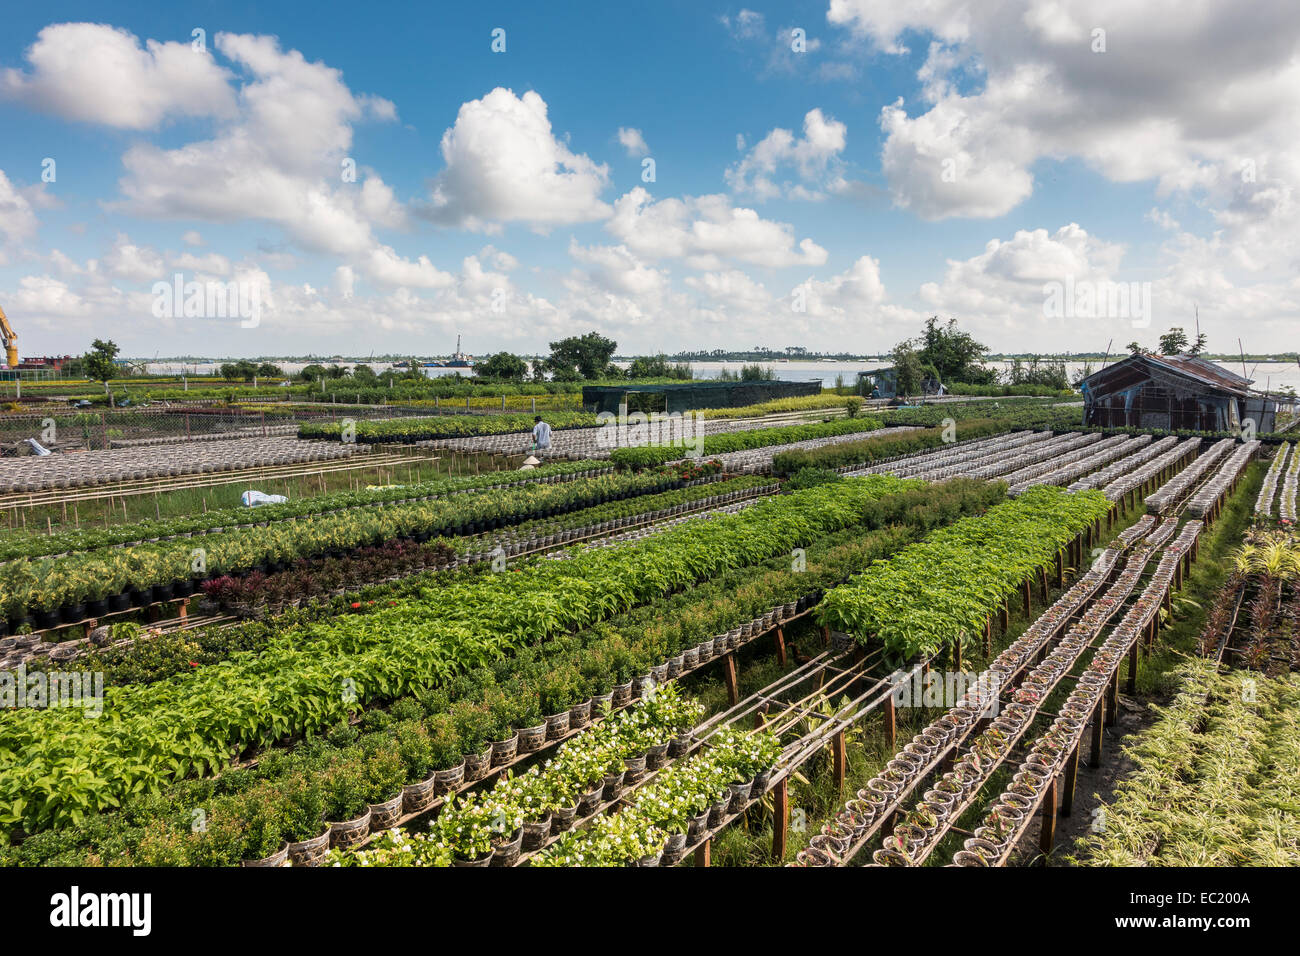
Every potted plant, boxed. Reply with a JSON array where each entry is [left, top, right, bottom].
[[453, 703, 495, 782], [237, 796, 289, 867], [516, 694, 548, 753], [540, 668, 576, 739], [364, 742, 407, 832], [282, 775, 330, 867], [323, 760, 372, 850], [395, 722, 440, 814]]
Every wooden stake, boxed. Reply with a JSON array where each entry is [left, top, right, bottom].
[[772, 777, 788, 860], [1060, 745, 1081, 816], [723, 653, 739, 707], [1089, 700, 1105, 768], [1039, 777, 1058, 857]]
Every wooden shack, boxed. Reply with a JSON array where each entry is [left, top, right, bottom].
[[1080, 354, 1277, 432]]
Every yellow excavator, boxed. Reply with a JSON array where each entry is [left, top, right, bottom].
[[0, 305, 17, 368]]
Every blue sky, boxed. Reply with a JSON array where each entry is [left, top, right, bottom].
[[0, 1, 1296, 359]]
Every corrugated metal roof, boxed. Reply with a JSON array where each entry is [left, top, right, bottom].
[[1081, 353, 1253, 396], [1151, 354, 1253, 390]]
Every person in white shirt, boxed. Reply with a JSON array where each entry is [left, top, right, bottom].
[[532, 416, 552, 451]]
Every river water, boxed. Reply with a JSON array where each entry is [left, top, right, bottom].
[[144, 358, 1300, 396]]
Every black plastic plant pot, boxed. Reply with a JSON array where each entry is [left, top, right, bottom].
[[173, 579, 196, 598], [110, 592, 133, 613], [35, 609, 61, 630], [61, 603, 87, 624], [0, 619, 8, 638], [151, 583, 175, 603], [86, 599, 110, 618]]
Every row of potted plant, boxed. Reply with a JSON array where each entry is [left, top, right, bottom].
[[1255, 443, 1292, 519], [186, 475, 773, 620], [1144, 438, 1235, 514], [533, 726, 783, 867], [0, 475, 918, 835], [1068, 435, 1178, 493], [875, 398, 1080, 430], [795, 538, 1142, 867], [818, 486, 1112, 660], [878, 429, 1051, 481], [873, 544, 1159, 868], [959, 431, 1104, 482], [0, 460, 613, 564], [999, 434, 1132, 491], [1141, 516, 1179, 549], [1280, 444, 1300, 524], [456, 474, 773, 558], [771, 417, 1029, 477], [298, 411, 601, 443], [1006, 435, 1148, 497], [1186, 441, 1261, 518], [1116, 514, 1156, 546], [1100, 437, 1201, 502], [609, 416, 885, 470], [954, 537, 1197, 866], [198, 539, 460, 618], [329, 684, 704, 867], [0, 468, 696, 626]]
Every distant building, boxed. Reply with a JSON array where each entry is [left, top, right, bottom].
[[1080, 353, 1279, 433], [18, 355, 73, 370]]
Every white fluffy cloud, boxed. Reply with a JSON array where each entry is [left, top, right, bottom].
[[829, 0, 1300, 229], [2, 22, 236, 128], [0, 170, 40, 262], [105, 30, 427, 290], [727, 108, 850, 200], [9, 274, 91, 317], [607, 187, 828, 269], [917, 222, 1130, 339], [425, 88, 611, 231], [100, 233, 164, 282], [569, 241, 671, 297], [617, 127, 650, 157]]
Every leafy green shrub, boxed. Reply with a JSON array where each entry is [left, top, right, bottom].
[[785, 467, 843, 490]]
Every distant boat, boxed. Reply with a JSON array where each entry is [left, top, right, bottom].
[[444, 333, 474, 368]]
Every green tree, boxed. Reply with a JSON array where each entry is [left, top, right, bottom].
[[626, 354, 671, 379], [891, 342, 924, 399], [915, 316, 992, 384], [546, 332, 618, 379], [257, 362, 284, 378], [476, 352, 529, 381], [298, 363, 328, 382], [220, 360, 259, 382], [1158, 328, 1189, 354], [83, 339, 121, 384]]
